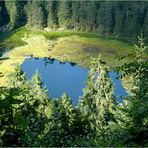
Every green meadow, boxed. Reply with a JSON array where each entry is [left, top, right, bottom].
[[0, 27, 134, 85]]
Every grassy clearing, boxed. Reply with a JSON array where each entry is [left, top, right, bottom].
[[50, 36, 134, 67], [9, 35, 51, 57], [0, 27, 135, 85]]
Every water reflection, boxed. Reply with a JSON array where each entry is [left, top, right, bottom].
[[69, 62, 76, 67], [43, 58, 55, 65]]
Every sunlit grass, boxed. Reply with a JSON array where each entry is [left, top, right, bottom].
[[50, 36, 134, 67], [9, 35, 51, 57], [0, 35, 52, 85]]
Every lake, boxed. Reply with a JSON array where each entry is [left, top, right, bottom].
[[21, 58, 127, 105]]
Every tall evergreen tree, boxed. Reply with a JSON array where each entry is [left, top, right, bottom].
[[22, 70, 50, 146], [78, 1, 87, 31], [114, 2, 125, 37], [96, 2, 105, 34], [26, 1, 45, 29], [115, 35, 148, 146], [58, 0, 72, 29], [4, 0, 18, 28], [47, 1, 58, 29], [79, 56, 116, 140], [41, 93, 76, 147], [30, 70, 48, 104], [71, 1, 80, 30], [1, 66, 50, 147], [0, 65, 31, 146], [85, 1, 98, 31]]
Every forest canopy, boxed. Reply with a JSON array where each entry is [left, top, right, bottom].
[[0, 0, 148, 40]]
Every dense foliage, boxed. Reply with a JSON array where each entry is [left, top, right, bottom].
[[0, 0, 148, 40], [0, 37, 148, 147]]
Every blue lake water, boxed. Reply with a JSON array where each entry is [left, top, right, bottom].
[[21, 58, 127, 105]]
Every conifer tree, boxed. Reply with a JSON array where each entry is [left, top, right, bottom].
[[47, 1, 54, 29], [0, 65, 31, 146], [85, 1, 98, 31], [41, 94, 76, 147], [22, 70, 50, 146], [114, 2, 125, 37], [61, 93, 75, 127], [4, 0, 26, 28], [26, 1, 45, 29], [78, 1, 87, 31], [29, 70, 50, 118], [4, 0, 18, 28], [96, 2, 105, 33], [79, 56, 116, 140], [47, 1, 58, 29], [58, 1, 72, 29], [2, 67, 49, 147], [42, 98, 64, 147], [71, 1, 80, 30], [30, 70, 48, 106], [115, 35, 148, 146], [9, 65, 27, 88]]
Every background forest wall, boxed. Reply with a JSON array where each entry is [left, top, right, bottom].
[[0, 0, 148, 41]]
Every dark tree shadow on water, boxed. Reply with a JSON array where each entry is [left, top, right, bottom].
[[43, 57, 55, 66], [69, 62, 76, 67], [59, 61, 66, 65]]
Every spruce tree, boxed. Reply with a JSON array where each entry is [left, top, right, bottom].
[[58, 1, 72, 29], [29, 70, 49, 114], [4, 67, 49, 147], [47, 1, 58, 29], [79, 56, 116, 140], [47, 1, 54, 29], [0, 65, 31, 146], [41, 94, 76, 147], [115, 35, 148, 146], [96, 2, 105, 33], [114, 2, 125, 37], [71, 1, 80, 30], [4, 0, 18, 28], [85, 1, 98, 31], [78, 1, 87, 31], [22, 70, 50, 146], [26, 1, 45, 29]]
